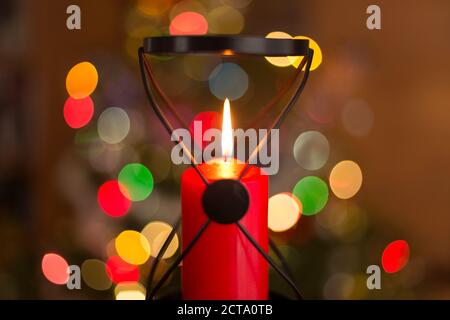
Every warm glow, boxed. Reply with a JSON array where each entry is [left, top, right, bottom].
[[221, 98, 233, 162]]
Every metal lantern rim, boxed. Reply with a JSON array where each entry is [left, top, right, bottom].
[[143, 35, 309, 56]]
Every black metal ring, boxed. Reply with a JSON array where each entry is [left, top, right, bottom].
[[144, 36, 309, 56]]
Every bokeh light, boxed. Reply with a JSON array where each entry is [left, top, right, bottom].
[[137, 0, 172, 16], [290, 36, 323, 71], [118, 163, 154, 202], [293, 176, 329, 215], [265, 31, 294, 67], [142, 221, 179, 259], [341, 99, 374, 137], [106, 256, 139, 284], [97, 180, 131, 217], [115, 230, 151, 265], [115, 282, 146, 300], [209, 63, 248, 100], [66, 62, 98, 99], [169, 0, 206, 20], [41, 253, 69, 285], [81, 259, 112, 291], [329, 160, 363, 200], [382, 240, 410, 273], [97, 107, 130, 144], [184, 56, 221, 81], [315, 200, 368, 242], [207, 6, 244, 34], [169, 11, 208, 35], [268, 193, 302, 232], [293, 131, 330, 171], [189, 111, 220, 150], [63, 96, 94, 129]]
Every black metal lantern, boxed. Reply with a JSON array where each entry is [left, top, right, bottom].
[[138, 35, 314, 300]]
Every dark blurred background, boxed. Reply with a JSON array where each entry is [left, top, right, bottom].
[[0, 0, 449, 299]]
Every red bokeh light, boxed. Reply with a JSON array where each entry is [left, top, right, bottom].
[[63, 96, 94, 129], [381, 240, 410, 273], [106, 255, 139, 284], [41, 253, 69, 285], [170, 12, 208, 35], [189, 111, 220, 150], [97, 180, 131, 217]]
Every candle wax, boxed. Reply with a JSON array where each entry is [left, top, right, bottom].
[[181, 160, 268, 300]]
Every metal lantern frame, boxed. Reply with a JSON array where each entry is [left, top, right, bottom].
[[138, 36, 314, 300]]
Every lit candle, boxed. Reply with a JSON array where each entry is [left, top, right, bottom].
[[181, 99, 269, 300]]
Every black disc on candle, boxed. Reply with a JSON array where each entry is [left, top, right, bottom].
[[202, 179, 249, 224]]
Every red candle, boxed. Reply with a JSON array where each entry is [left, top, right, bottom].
[[181, 100, 269, 299]]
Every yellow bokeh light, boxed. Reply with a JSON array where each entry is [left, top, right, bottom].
[[329, 161, 363, 200], [66, 62, 98, 99], [115, 230, 151, 265], [264, 31, 294, 67], [207, 6, 244, 34], [289, 36, 323, 71], [137, 0, 172, 16], [268, 193, 302, 232], [81, 259, 112, 291], [115, 282, 146, 300], [141, 221, 179, 259]]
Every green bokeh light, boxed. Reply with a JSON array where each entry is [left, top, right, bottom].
[[292, 176, 328, 216], [118, 163, 154, 202]]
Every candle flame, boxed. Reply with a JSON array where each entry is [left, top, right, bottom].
[[221, 98, 233, 162]]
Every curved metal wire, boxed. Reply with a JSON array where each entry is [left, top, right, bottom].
[[236, 222, 303, 300], [139, 45, 314, 300], [145, 217, 181, 296], [146, 219, 211, 300]]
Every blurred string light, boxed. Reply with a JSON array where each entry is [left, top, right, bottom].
[[81, 259, 112, 291], [41, 253, 69, 285], [115, 230, 151, 265], [115, 282, 146, 300], [184, 56, 221, 82], [169, 0, 207, 20], [292, 176, 328, 216], [265, 31, 293, 67], [264, 32, 323, 71], [290, 36, 323, 71], [268, 193, 302, 232], [97, 107, 130, 144], [63, 96, 94, 129], [141, 221, 179, 259], [118, 163, 154, 201], [97, 180, 131, 217], [341, 99, 374, 137], [170, 11, 208, 35], [209, 62, 248, 100], [293, 131, 330, 171], [106, 256, 140, 284], [137, 0, 172, 16], [382, 240, 410, 273], [207, 6, 244, 34], [329, 160, 363, 200], [66, 62, 98, 99]]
